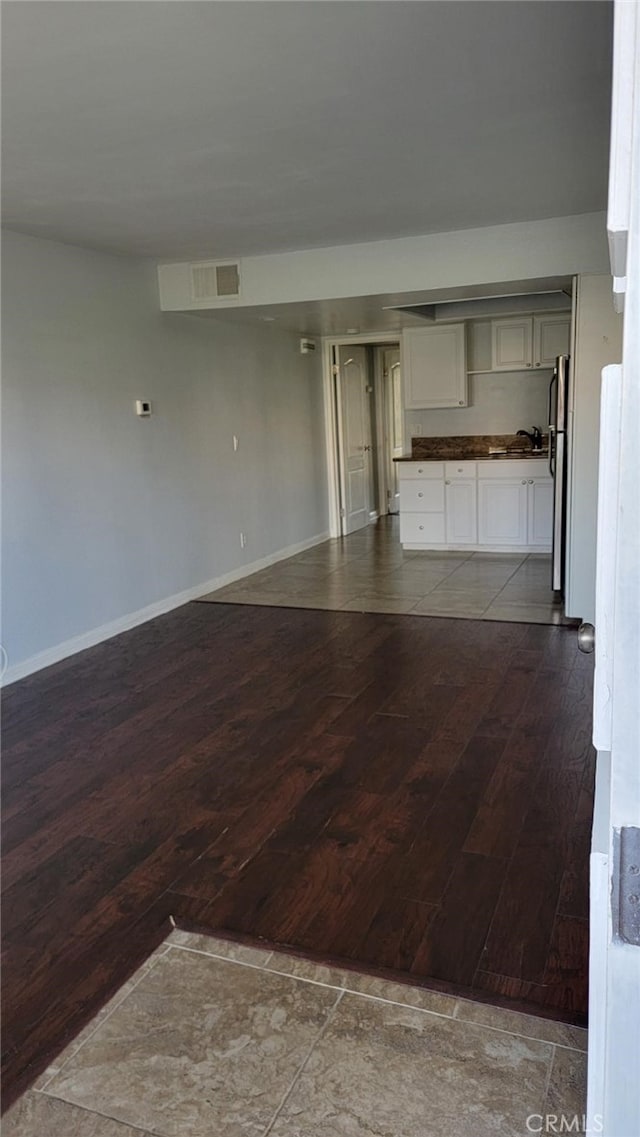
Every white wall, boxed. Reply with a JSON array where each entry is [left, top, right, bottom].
[[566, 273, 624, 622], [1, 230, 328, 679], [405, 371, 550, 439], [158, 212, 611, 310]]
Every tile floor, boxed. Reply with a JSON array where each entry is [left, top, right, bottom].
[[7, 930, 588, 1137], [200, 518, 573, 625]]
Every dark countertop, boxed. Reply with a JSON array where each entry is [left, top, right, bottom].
[[394, 451, 549, 462]]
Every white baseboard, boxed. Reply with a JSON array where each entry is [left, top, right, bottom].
[[2, 530, 330, 687]]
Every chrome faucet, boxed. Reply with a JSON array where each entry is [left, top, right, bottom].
[[517, 426, 544, 452]]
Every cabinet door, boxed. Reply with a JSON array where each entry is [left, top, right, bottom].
[[532, 315, 571, 368], [527, 478, 553, 546], [402, 325, 467, 409], [478, 479, 528, 545], [445, 479, 477, 544], [491, 317, 533, 371]]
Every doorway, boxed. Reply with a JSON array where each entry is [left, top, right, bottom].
[[331, 337, 403, 538]]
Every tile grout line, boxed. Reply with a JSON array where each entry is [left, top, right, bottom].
[[38, 1094, 154, 1135], [35, 944, 172, 1095], [262, 988, 345, 1136], [542, 1043, 558, 1108], [169, 940, 587, 1051]]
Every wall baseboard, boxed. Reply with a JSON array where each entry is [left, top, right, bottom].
[[2, 531, 330, 687]]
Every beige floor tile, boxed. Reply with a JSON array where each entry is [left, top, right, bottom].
[[44, 950, 339, 1137], [412, 591, 491, 617], [482, 602, 569, 625], [543, 1046, 588, 1120], [204, 590, 304, 608], [36, 945, 171, 1089], [496, 585, 559, 603], [453, 999, 588, 1051], [265, 954, 458, 1016], [340, 596, 420, 615], [198, 531, 559, 625], [436, 566, 518, 591], [270, 992, 552, 1137], [166, 929, 273, 967], [350, 581, 427, 600], [2, 1093, 152, 1136]]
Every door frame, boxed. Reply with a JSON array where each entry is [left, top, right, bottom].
[[322, 332, 404, 537]]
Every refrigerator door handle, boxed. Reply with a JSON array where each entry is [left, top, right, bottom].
[[548, 372, 557, 429], [551, 431, 566, 591], [548, 425, 556, 477]]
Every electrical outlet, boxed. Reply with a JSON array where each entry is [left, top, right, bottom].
[[240, 532, 247, 549], [413, 423, 423, 436]]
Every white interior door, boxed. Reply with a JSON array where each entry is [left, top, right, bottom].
[[587, 4, 640, 1134], [383, 347, 403, 514], [337, 345, 371, 535]]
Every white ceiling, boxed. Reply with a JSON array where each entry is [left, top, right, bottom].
[[1, 1, 613, 260], [189, 277, 574, 336]]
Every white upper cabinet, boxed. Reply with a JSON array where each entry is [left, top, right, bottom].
[[532, 314, 571, 368], [402, 325, 467, 409], [491, 317, 533, 371], [491, 314, 570, 372]]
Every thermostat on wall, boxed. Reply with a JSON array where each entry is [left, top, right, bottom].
[[135, 400, 152, 417], [300, 338, 317, 354]]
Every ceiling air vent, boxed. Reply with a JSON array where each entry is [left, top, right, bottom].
[[190, 261, 241, 302]]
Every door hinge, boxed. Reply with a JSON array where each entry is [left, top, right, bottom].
[[332, 364, 340, 376], [339, 508, 346, 518], [612, 827, 640, 947]]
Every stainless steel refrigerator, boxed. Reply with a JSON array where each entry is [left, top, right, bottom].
[[548, 354, 570, 592]]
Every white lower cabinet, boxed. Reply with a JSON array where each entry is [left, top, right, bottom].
[[397, 460, 552, 551], [445, 479, 477, 544], [478, 479, 528, 545], [527, 478, 554, 546]]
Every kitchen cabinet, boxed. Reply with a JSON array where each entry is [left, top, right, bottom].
[[490, 314, 570, 372], [444, 462, 477, 544], [402, 325, 467, 409], [397, 459, 552, 551], [527, 476, 554, 546], [532, 314, 571, 368], [490, 317, 533, 372], [478, 479, 528, 545]]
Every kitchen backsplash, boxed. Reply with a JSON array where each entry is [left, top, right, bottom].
[[404, 371, 549, 439]]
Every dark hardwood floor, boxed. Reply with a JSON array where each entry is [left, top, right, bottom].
[[1, 601, 594, 1109]]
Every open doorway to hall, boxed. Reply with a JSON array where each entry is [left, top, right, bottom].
[[332, 340, 404, 535]]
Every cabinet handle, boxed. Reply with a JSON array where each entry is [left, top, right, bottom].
[[526, 363, 532, 368], [419, 525, 424, 531], [418, 492, 423, 498], [458, 400, 464, 405], [445, 479, 451, 485], [535, 362, 541, 367], [528, 479, 534, 484], [418, 467, 424, 473], [521, 479, 527, 485]]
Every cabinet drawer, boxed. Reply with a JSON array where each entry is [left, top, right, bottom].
[[397, 461, 444, 479], [445, 460, 476, 479], [399, 480, 445, 513], [477, 460, 550, 479], [400, 512, 445, 545]]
